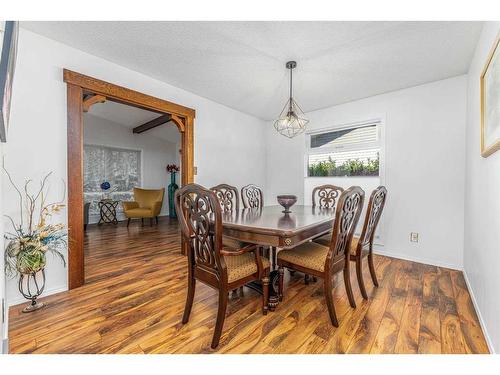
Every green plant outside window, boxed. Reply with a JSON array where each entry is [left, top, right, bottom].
[[308, 153, 379, 177]]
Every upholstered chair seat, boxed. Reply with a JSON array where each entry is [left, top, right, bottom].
[[313, 233, 330, 247], [222, 237, 246, 250], [224, 252, 270, 283], [314, 234, 360, 255], [123, 207, 157, 218], [277, 242, 329, 272], [350, 237, 360, 255]]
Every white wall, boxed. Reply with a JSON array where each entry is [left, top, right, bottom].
[[463, 21, 500, 354], [1, 21, 9, 352], [0, 145, 5, 352], [84, 113, 178, 221], [2, 28, 266, 305], [266, 75, 467, 269]]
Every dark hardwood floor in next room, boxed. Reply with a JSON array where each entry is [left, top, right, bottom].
[[9, 217, 489, 354]]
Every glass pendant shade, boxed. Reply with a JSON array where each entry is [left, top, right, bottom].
[[273, 98, 309, 138], [273, 60, 309, 138]]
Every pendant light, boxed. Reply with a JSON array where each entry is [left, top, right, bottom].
[[273, 61, 309, 138]]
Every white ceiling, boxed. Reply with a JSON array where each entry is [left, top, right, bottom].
[[85, 100, 181, 143], [23, 21, 483, 120]]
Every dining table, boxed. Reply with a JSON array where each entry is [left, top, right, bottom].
[[222, 205, 336, 310]]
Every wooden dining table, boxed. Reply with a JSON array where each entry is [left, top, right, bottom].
[[222, 205, 336, 310]]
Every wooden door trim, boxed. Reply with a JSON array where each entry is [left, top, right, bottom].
[[65, 69, 195, 289], [66, 84, 84, 289], [64, 69, 195, 118]]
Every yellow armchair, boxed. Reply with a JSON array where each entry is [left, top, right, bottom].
[[122, 187, 165, 226]]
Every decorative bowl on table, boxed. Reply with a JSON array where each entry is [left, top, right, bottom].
[[277, 195, 297, 214]]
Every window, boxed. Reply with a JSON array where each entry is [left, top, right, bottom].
[[84, 144, 141, 216], [306, 122, 380, 177]]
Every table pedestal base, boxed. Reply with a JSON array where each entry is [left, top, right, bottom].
[[246, 269, 280, 311]]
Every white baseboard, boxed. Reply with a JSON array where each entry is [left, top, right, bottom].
[[2, 338, 8, 354], [373, 246, 462, 271], [7, 285, 68, 307], [462, 270, 495, 354]]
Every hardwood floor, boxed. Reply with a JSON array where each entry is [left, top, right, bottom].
[[8, 217, 489, 354]]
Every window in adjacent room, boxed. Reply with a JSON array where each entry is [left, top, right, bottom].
[[306, 121, 380, 177], [83, 144, 142, 216]]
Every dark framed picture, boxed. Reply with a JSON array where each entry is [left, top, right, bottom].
[[0, 21, 19, 143]]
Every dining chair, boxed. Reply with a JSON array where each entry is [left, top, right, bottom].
[[175, 183, 270, 349], [348, 186, 387, 299], [299, 184, 345, 284], [241, 184, 264, 208], [211, 183, 248, 296], [211, 183, 240, 212], [312, 184, 344, 209], [311, 184, 345, 246], [314, 186, 387, 300], [277, 186, 365, 326], [241, 184, 276, 274], [210, 183, 243, 249]]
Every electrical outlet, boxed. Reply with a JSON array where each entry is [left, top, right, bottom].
[[410, 232, 419, 243], [194, 166, 198, 175]]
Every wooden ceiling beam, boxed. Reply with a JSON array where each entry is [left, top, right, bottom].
[[133, 114, 172, 134], [83, 94, 106, 112]]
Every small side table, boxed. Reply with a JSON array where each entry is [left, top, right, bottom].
[[98, 200, 119, 225]]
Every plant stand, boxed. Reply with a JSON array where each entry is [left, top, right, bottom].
[[19, 269, 46, 313], [98, 200, 119, 225]]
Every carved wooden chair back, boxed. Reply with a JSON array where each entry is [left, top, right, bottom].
[[358, 186, 387, 249], [326, 186, 365, 271], [241, 184, 264, 209], [210, 184, 240, 212], [312, 184, 344, 209], [175, 183, 227, 284]]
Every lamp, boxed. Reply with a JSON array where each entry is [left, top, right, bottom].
[[273, 61, 309, 138]]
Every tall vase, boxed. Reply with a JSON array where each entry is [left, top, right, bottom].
[[19, 269, 46, 313], [168, 172, 179, 218]]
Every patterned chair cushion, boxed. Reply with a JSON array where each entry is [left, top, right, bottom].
[[123, 207, 154, 218], [224, 252, 270, 283], [277, 242, 329, 272], [350, 236, 360, 255], [222, 236, 246, 249], [314, 235, 360, 255], [313, 233, 331, 247]]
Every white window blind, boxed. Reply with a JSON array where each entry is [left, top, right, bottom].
[[310, 124, 378, 149]]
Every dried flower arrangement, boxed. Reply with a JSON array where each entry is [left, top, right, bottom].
[[3, 168, 67, 312]]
